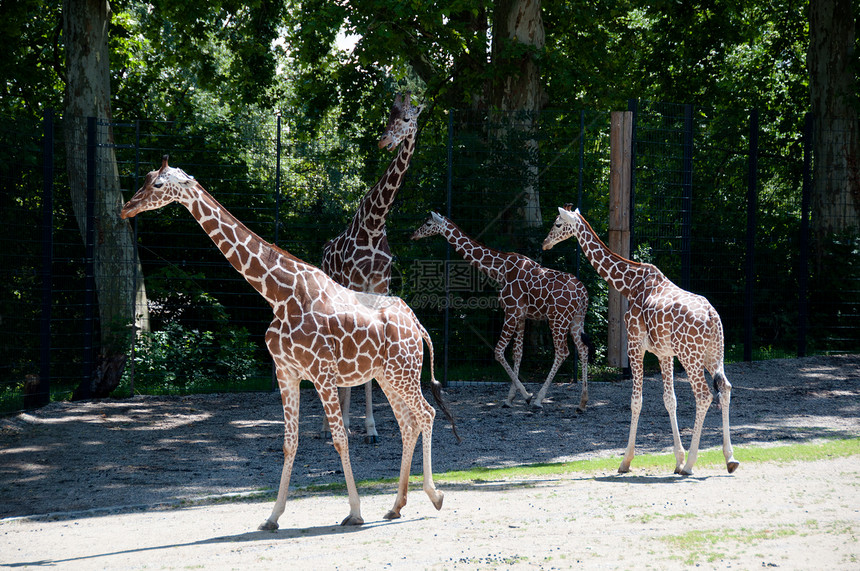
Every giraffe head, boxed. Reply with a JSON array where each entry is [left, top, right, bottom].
[[410, 212, 448, 241], [378, 92, 423, 151], [120, 156, 197, 219], [541, 203, 579, 250]]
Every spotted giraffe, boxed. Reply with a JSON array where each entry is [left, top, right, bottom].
[[121, 157, 457, 530], [321, 93, 423, 443], [412, 212, 594, 409], [543, 205, 738, 475]]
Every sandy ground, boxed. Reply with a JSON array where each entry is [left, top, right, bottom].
[[1, 355, 859, 569]]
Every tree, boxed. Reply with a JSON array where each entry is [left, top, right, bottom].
[[285, 0, 548, 233], [63, 0, 149, 398], [808, 0, 859, 239], [489, 0, 545, 229]]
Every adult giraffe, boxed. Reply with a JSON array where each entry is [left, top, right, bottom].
[[322, 93, 423, 443], [543, 205, 738, 475], [121, 157, 457, 530], [412, 212, 594, 410]]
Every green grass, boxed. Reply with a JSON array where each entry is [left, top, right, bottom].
[[280, 437, 860, 496]]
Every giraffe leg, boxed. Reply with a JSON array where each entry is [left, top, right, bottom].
[[259, 374, 300, 531], [658, 356, 686, 474], [496, 315, 531, 406], [319, 381, 363, 525], [532, 326, 568, 408], [571, 319, 589, 412], [418, 399, 443, 511], [320, 386, 351, 438], [380, 389, 418, 520], [678, 362, 712, 476], [714, 369, 739, 473], [618, 343, 645, 473], [363, 380, 379, 444]]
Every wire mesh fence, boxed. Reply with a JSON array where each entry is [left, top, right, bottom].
[[0, 103, 857, 412]]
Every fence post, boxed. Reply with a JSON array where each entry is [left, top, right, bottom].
[[31, 109, 55, 408], [80, 116, 97, 398], [608, 111, 633, 369], [570, 110, 587, 383], [128, 120, 142, 395], [443, 110, 454, 386], [744, 109, 759, 362], [271, 114, 283, 392], [274, 113, 282, 246], [681, 104, 694, 291], [798, 113, 814, 357]]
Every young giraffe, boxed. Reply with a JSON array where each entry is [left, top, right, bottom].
[[121, 157, 457, 530], [321, 93, 424, 443], [411, 212, 594, 409], [542, 205, 738, 475]]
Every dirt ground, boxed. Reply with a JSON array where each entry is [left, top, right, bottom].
[[1, 354, 859, 569]]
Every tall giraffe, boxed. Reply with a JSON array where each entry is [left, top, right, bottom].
[[322, 93, 424, 443], [121, 157, 457, 530], [411, 212, 594, 409], [543, 205, 738, 475]]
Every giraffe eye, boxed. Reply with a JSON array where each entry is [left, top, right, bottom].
[[154, 181, 164, 188]]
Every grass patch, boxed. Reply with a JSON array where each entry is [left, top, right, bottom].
[[424, 437, 860, 485], [190, 437, 860, 505], [662, 526, 799, 565]]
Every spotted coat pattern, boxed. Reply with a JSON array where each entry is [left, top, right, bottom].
[[412, 212, 592, 409], [120, 157, 454, 530], [320, 93, 423, 441], [543, 205, 739, 475]]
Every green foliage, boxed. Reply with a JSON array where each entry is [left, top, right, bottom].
[[125, 322, 261, 394]]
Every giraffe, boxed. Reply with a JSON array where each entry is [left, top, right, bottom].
[[321, 92, 424, 443], [411, 212, 594, 409], [542, 205, 738, 475], [120, 157, 457, 530]]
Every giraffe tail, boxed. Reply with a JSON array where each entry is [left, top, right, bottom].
[[419, 323, 461, 443], [581, 331, 596, 363], [712, 369, 730, 409]]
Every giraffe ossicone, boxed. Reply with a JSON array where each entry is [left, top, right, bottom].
[[121, 157, 457, 530], [320, 92, 424, 444], [544, 205, 738, 476], [412, 212, 593, 410]]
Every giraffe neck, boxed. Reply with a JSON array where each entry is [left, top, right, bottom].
[[571, 212, 649, 299], [179, 185, 304, 306], [437, 219, 508, 284], [351, 133, 416, 236]]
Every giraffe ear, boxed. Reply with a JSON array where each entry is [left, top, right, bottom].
[[558, 207, 577, 223], [430, 211, 445, 224]]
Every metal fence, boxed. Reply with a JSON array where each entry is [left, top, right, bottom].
[[1, 103, 857, 412]]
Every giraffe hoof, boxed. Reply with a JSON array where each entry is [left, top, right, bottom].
[[431, 491, 444, 511], [678, 469, 693, 476], [384, 510, 402, 520], [258, 520, 279, 531], [617, 465, 630, 474], [502, 400, 514, 408], [365, 434, 379, 445], [727, 460, 740, 474], [340, 514, 365, 526]]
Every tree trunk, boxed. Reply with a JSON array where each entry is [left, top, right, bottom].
[[63, 0, 149, 399], [807, 0, 859, 240], [490, 0, 545, 230]]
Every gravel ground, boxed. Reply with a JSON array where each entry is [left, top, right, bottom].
[[1, 354, 857, 520], [0, 355, 858, 570]]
